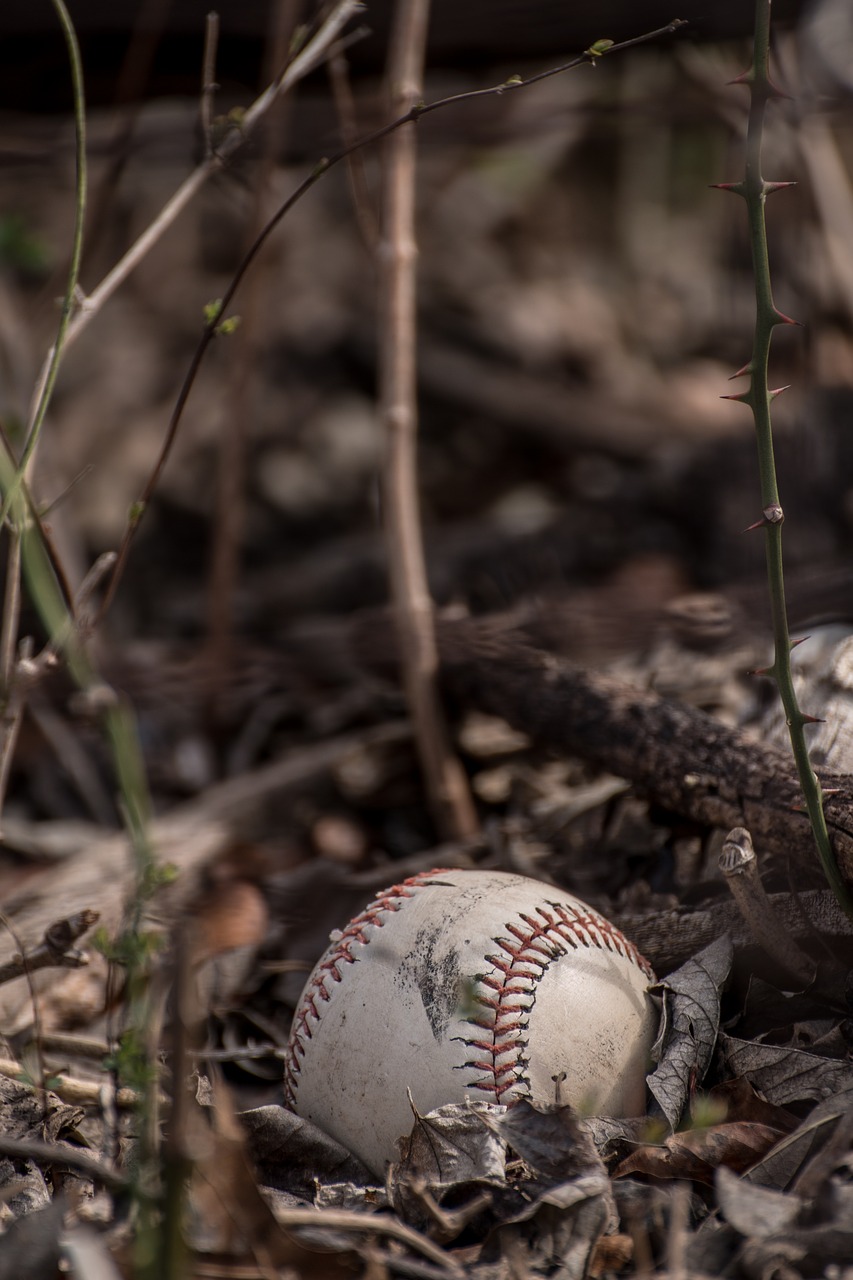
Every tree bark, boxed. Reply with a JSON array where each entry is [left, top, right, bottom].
[[436, 623, 853, 883]]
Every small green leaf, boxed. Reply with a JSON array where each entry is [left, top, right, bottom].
[[584, 38, 614, 59], [91, 925, 116, 959], [140, 861, 178, 894]]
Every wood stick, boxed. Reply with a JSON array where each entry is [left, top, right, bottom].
[[435, 624, 853, 881], [614, 890, 852, 974], [378, 0, 478, 841]]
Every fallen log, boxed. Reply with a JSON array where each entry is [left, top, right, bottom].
[[434, 623, 853, 883], [614, 890, 853, 973]]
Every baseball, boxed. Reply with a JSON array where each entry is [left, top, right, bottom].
[[285, 867, 657, 1174]]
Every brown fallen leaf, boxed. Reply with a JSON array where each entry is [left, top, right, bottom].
[[588, 1231, 634, 1276], [706, 1076, 800, 1134], [613, 1121, 786, 1185], [191, 1079, 357, 1277]]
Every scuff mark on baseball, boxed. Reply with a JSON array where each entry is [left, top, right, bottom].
[[285, 867, 657, 1174]]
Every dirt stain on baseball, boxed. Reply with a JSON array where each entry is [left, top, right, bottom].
[[400, 923, 463, 1040]]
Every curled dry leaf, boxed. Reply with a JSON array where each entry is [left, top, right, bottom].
[[648, 935, 733, 1131], [718, 1033, 853, 1106], [394, 1100, 507, 1187], [705, 1076, 800, 1134], [239, 1104, 375, 1199], [613, 1120, 786, 1185], [743, 1085, 853, 1192], [487, 1099, 606, 1183], [715, 1165, 802, 1238], [389, 1101, 506, 1241], [192, 1083, 358, 1276]]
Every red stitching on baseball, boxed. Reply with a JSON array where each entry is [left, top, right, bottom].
[[284, 868, 451, 1107], [284, 870, 653, 1110], [462, 899, 653, 1102]]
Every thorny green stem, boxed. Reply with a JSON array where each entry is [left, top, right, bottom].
[[730, 0, 853, 918]]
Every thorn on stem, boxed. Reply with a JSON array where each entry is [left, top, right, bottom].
[[764, 181, 797, 195], [710, 181, 746, 197], [729, 362, 752, 380], [790, 636, 810, 650], [765, 76, 792, 101], [727, 67, 754, 86], [742, 499, 778, 529], [769, 386, 791, 398], [721, 390, 751, 404], [771, 308, 801, 327]]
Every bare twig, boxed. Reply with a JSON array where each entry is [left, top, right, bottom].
[[73, 551, 117, 615], [719, 827, 816, 984], [378, 0, 478, 842], [33, 1033, 111, 1059], [0, 909, 99, 985], [0, 1132, 128, 1192], [0, 0, 86, 820], [10, 0, 87, 494], [327, 37, 380, 252], [205, 0, 304, 722], [25, 698, 117, 824], [0, 1059, 144, 1111], [267, 1205, 465, 1276], [0, 532, 22, 695], [79, 0, 174, 280], [35, 0, 364, 393], [200, 11, 221, 154], [94, 17, 687, 621], [0, 0, 85, 812], [0, 637, 33, 818]]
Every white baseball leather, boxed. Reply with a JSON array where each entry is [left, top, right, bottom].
[[286, 867, 656, 1174]]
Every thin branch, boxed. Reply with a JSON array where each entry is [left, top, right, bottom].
[[0, 909, 99, 986], [10, 0, 87, 492], [719, 827, 816, 984], [0, 0, 86, 816], [0, 0, 86, 795], [0, 909, 48, 1118], [327, 36, 380, 252], [204, 0, 304, 722], [200, 11, 221, 154], [378, 0, 478, 841], [0, 1132, 129, 1192], [96, 16, 688, 620], [34, 0, 365, 392], [267, 1206, 465, 1276], [0, 535, 22, 694]]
